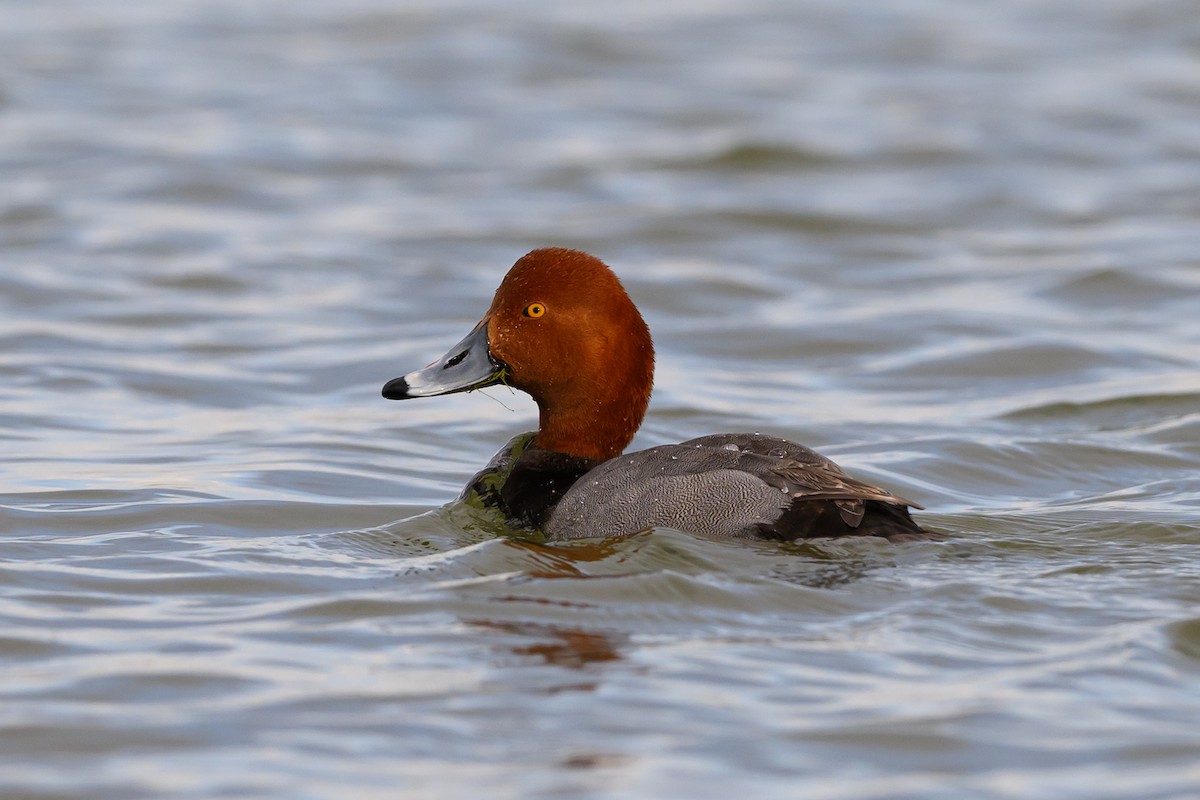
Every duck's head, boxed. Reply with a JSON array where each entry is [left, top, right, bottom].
[[383, 248, 655, 461]]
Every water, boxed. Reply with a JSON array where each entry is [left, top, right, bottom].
[[3, 1, 1199, 797]]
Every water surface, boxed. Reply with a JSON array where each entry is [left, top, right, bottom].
[[2, 1, 1199, 798]]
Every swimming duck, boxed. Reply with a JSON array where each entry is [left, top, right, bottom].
[[383, 248, 931, 541]]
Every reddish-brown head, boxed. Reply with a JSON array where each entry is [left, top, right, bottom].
[[383, 248, 654, 462], [486, 248, 654, 460]]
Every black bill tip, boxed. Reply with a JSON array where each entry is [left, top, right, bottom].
[[381, 376, 411, 400]]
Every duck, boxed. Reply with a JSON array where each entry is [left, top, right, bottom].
[[383, 248, 932, 541]]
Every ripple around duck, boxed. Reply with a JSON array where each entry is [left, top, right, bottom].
[[334, 523, 954, 636]]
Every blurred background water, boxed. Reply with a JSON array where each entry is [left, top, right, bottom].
[[2, 1, 1199, 798]]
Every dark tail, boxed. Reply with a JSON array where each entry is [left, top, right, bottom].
[[757, 499, 938, 542]]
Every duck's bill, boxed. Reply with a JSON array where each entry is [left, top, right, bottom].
[[382, 321, 508, 400]]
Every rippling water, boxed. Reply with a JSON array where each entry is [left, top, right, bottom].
[[3, 1, 1200, 798]]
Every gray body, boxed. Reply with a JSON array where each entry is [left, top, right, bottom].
[[544, 432, 921, 539]]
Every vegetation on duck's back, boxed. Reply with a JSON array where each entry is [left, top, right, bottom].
[[458, 432, 534, 509]]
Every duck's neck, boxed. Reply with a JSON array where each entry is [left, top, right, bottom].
[[532, 378, 650, 462], [530, 311, 654, 462]]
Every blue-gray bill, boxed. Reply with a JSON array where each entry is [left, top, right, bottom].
[[382, 321, 507, 400]]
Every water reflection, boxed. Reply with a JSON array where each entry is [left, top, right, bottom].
[[478, 620, 625, 671]]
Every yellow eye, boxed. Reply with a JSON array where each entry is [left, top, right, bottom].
[[523, 302, 546, 318]]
